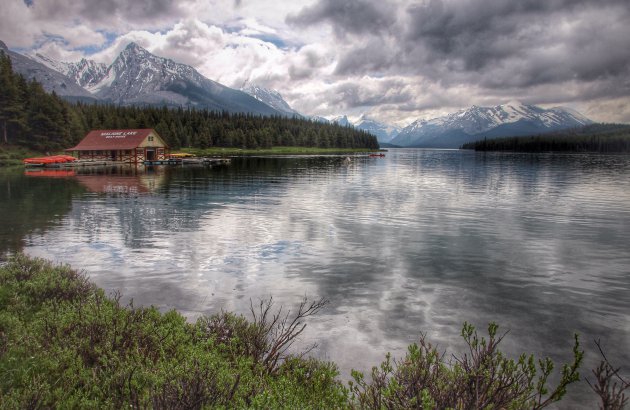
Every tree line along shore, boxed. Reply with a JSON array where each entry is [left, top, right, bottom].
[[0, 52, 378, 158], [461, 123, 630, 153]]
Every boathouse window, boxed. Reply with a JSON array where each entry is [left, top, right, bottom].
[[148, 136, 154, 142]]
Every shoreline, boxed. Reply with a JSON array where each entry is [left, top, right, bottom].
[[0, 254, 602, 408]]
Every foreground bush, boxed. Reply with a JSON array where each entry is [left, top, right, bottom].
[[349, 324, 583, 409], [0, 255, 345, 408], [0, 255, 626, 408]]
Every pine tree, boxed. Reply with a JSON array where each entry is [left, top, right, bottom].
[[0, 52, 27, 144]]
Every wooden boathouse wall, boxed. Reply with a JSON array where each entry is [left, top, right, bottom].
[[66, 129, 169, 163]]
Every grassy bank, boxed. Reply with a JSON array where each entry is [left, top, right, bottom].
[[179, 146, 384, 157], [0, 145, 42, 167], [0, 255, 625, 408], [0, 255, 346, 408]]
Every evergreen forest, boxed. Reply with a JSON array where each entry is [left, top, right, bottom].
[[462, 123, 630, 153], [0, 52, 378, 152]]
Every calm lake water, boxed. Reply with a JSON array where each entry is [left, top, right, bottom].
[[2, 148, 629, 406]]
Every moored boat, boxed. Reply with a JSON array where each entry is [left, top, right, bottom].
[[23, 155, 77, 166]]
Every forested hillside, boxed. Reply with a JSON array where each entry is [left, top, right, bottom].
[[462, 123, 630, 153], [0, 52, 378, 152]]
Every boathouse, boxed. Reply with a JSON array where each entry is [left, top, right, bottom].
[[66, 129, 169, 163]]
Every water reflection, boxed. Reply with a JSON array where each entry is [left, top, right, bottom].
[[4, 150, 629, 407], [0, 168, 82, 257]]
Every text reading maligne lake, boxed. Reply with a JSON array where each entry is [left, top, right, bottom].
[[1, 148, 629, 406]]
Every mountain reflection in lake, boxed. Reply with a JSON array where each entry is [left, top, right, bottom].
[[4, 149, 630, 407]]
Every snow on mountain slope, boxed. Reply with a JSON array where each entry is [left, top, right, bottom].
[[30, 53, 108, 91], [354, 115, 401, 142], [89, 43, 281, 115], [309, 115, 330, 124], [330, 115, 352, 127], [16, 41, 282, 115], [392, 102, 593, 148], [2, 41, 95, 99], [240, 83, 300, 117]]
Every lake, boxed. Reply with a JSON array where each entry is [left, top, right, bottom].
[[2, 148, 629, 407]]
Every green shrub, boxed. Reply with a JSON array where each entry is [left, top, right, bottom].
[[1, 254, 626, 409], [0, 255, 345, 408], [349, 322, 584, 409]]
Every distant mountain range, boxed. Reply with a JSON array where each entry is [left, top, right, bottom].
[[328, 115, 401, 143], [3, 40, 282, 116], [354, 116, 401, 143], [392, 101, 593, 148], [2, 40, 593, 147]]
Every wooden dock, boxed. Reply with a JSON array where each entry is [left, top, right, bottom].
[[144, 158, 231, 166], [25, 160, 120, 168], [24, 158, 231, 168]]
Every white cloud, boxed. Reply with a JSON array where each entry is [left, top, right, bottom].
[[0, 0, 41, 47], [2, 0, 629, 125]]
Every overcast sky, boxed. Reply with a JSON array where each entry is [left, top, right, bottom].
[[2, 0, 630, 125]]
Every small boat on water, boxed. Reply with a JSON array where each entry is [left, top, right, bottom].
[[369, 153, 386, 157], [23, 155, 77, 166]]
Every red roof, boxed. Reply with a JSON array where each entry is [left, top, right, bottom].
[[67, 129, 166, 151]]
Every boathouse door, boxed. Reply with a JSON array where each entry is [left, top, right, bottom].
[[146, 149, 156, 161]]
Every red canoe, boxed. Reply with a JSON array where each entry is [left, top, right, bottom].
[[23, 155, 77, 165]]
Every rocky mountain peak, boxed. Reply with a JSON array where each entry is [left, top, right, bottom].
[[124, 42, 144, 52], [392, 102, 593, 148], [7, 40, 285, 115], [240, 82, 299, 116], [331, 115, 352, 127], [354, 115, 401, 142], [0, 40, 8, 52]]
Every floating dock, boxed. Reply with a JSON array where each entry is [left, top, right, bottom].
[[144, 157, 231, 166]]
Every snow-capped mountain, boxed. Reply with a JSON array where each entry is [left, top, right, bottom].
[[28, 53, 72, 75], [31, 53, 108, 91], [330, 115, 352, 127], [322, 114, 400, 142], [89, 43, 281, 115], [354, 115, 401, 142], [309, 115, 330, 124], [5, 40, 282, 116], [392, 101, 593, 148], [1, 40, 95, 100], [240, 83, 300, 117], [66, 59, 108, 91]]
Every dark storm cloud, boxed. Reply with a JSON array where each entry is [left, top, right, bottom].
[[32, 0, 183, 25], [291, 0, 630, 94], [286, 0, 396, 37], [328, 79, 414, 108], [401, 0, 630, 87], [333, 37, 395, 75]]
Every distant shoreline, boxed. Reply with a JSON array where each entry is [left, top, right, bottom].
[[178, 146, 386, 157]]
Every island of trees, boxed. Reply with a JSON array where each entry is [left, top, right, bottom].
[[0, 52, 378, 153], [462, 123, 630, 153]]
